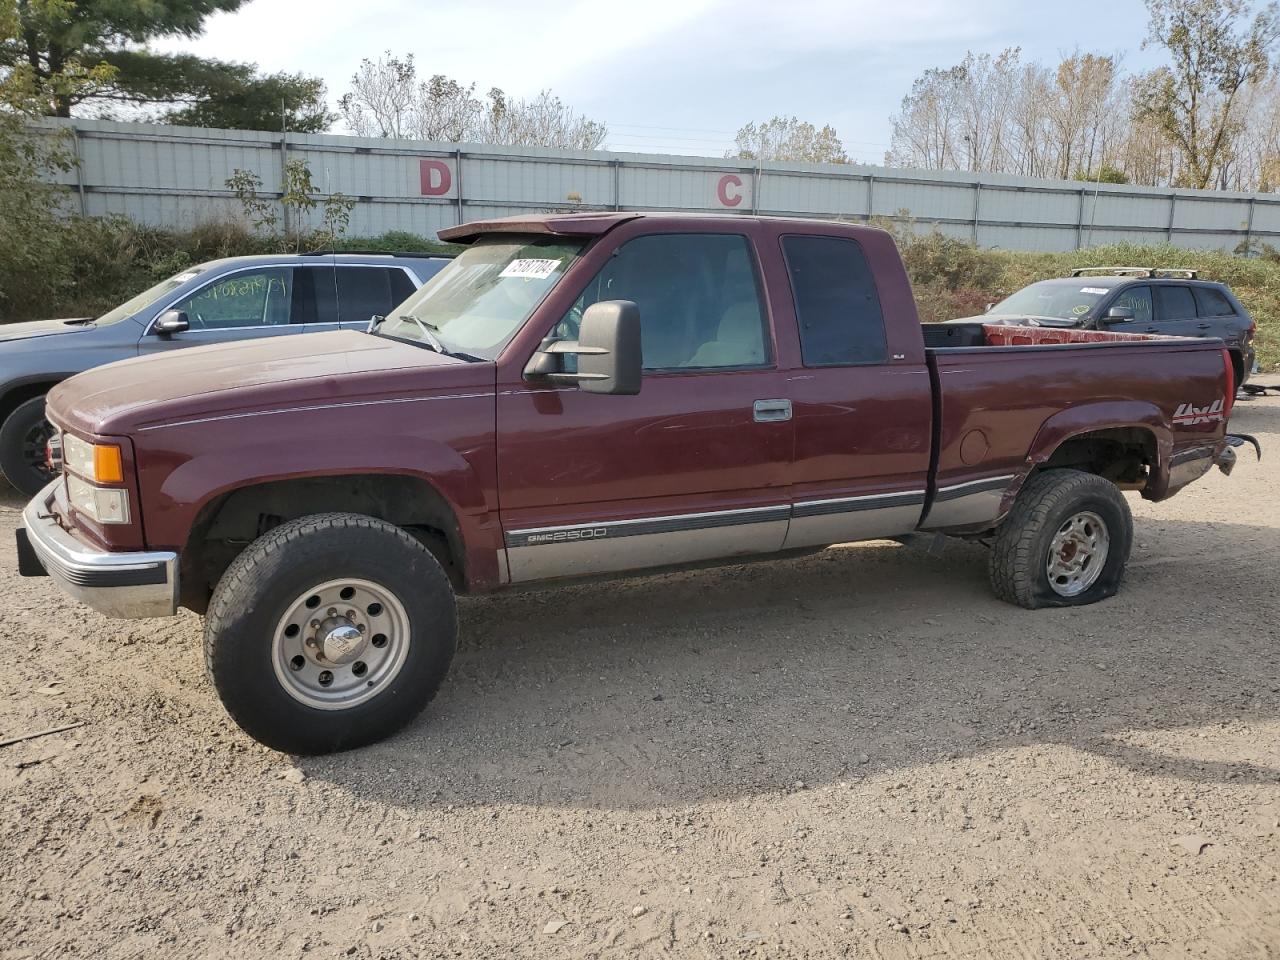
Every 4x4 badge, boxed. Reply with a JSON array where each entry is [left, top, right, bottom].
[[1172, 399, 1225, 426]]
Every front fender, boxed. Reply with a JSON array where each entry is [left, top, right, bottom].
[[135, 400, 500, 586]]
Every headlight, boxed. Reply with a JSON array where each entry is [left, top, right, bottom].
[[62, 434, 124, 484], [66, 473, 130, 524]]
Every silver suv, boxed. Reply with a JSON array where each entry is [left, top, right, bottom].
[[0, 252, 450, 494]]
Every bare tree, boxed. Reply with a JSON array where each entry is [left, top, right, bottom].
[[1135, 0, 1280, 189], [339, 53, 606, 149], [729, 116, 849, 164], [338, 52, 419, 139], [886, 66, 965, 169], [482, 90, 608, 150]]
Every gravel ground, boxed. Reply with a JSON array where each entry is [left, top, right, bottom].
[[1, 392, 1278, 960]]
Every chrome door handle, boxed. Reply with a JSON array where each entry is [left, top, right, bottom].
[[753, 399, 792, 423], [1197, 322, 1212, 329]]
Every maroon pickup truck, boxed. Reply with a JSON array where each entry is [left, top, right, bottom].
[[16, 213, 1251, 754]]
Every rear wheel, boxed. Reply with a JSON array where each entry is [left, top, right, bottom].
[[204, 513, 457, 754], [0, 395, 55, 497], [988, 469, 1132, 609]]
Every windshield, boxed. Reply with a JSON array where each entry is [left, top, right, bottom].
[[989, 281, 1111, 326], [377, 236, 583, 358], [94, 266, 211, 326]]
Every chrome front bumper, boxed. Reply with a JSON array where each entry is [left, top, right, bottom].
[[18, 479, 178, 619]]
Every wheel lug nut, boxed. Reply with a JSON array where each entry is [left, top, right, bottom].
[[327, 607, 337, 616], [346, 609, 357, 620], [310, 620, 320, 629]]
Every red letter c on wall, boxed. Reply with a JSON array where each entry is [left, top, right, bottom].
[[419, 159, 453, 196], [717, 173, 744, 207]]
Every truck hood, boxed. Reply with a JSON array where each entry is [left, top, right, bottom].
[[0, 317, 96, 341], [49, 330, 491, 436]]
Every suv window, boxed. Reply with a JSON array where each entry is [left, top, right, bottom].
[[1110, 286, 1153, 324], [338, 267, 410, 325], [168, 267, 294, 329], [561, 234, 768, 371], [1193, 286, 1235, 317], [1155, 285, 1197, 322], [782, 235, 886, 366]]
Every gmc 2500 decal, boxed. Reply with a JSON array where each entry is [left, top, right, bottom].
[[1172, 399, 1226, 426]]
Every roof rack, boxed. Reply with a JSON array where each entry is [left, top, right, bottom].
[[1069, 266, 1199, 279], [300, 249, 456, 259]]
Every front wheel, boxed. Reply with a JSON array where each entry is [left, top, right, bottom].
[[0, 395, 55, 497], [988, 469, 1133, 609], [204, 513, 457, 754]]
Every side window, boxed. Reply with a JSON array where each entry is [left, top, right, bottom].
[[559, 234, 768, 371], [168, 268, 293, 329], [336, 267, 399, 324], [1110, 286, 1153, 324], [1155, 285, 1197, 322], [1193, 287, 1235, 317], [782, 235, 887, 366]]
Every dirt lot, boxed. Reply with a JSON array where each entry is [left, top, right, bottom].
[[1, 394, 1278, 960]]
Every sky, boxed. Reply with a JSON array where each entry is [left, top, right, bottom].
[[157, 0, 1170, 163]]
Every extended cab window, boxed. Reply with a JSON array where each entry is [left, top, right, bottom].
[[560, 234, 768, 371], [783, 236, 886, 366], [167, 268, 294, 329], [1193, 287, 1235, 317]]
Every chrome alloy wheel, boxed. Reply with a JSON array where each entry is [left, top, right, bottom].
[[1045, 511, 1110, 598], [271, 578, 410, 710]]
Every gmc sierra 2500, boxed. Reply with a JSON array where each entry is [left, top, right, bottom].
[[16, 213, 1253, 753]]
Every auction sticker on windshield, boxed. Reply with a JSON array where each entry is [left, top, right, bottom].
[[1081, 287, 1109, 295], [500, 259, 563, 280]]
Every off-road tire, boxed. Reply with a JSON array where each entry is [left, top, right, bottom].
[[988, 469, 1133, 609], [204, 512, 457, 754], [0, 395, 54, 497]]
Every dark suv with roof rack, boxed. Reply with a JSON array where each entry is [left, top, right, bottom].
[[952, 267, 1257, 388], [0, 252, 451, 496]]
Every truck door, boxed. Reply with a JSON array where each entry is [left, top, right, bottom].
[[774, 232, 934, 549], [496, 230, 793, 583]]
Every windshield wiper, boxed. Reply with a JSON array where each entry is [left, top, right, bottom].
[[377, 314, 449, 354]]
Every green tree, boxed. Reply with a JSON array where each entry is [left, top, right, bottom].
[[1, 0, 331, 131], [156, 60, 332, 133], [730, 116, 850, 164], [1074, 164, 1130, 184], [1135, 0, 1280, 189]]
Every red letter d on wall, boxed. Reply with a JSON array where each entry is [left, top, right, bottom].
[[419, 159, 453, 196]]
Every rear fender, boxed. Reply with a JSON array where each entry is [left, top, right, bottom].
[[1003, 401, 1172, 511]]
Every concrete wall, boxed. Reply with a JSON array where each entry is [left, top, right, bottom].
[[37, 118, 1280, 252]]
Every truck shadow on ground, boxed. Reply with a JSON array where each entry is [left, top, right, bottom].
[[309, 508, 1280, 811]]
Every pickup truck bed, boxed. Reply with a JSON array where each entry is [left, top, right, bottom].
[[17, 212, 1251, 753]]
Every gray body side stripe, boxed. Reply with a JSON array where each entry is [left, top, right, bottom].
[[508, 491, 939, 548], [932, 475, 1017, 502], [505, 505, 790, 548], [791, 491, 926, 519]]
